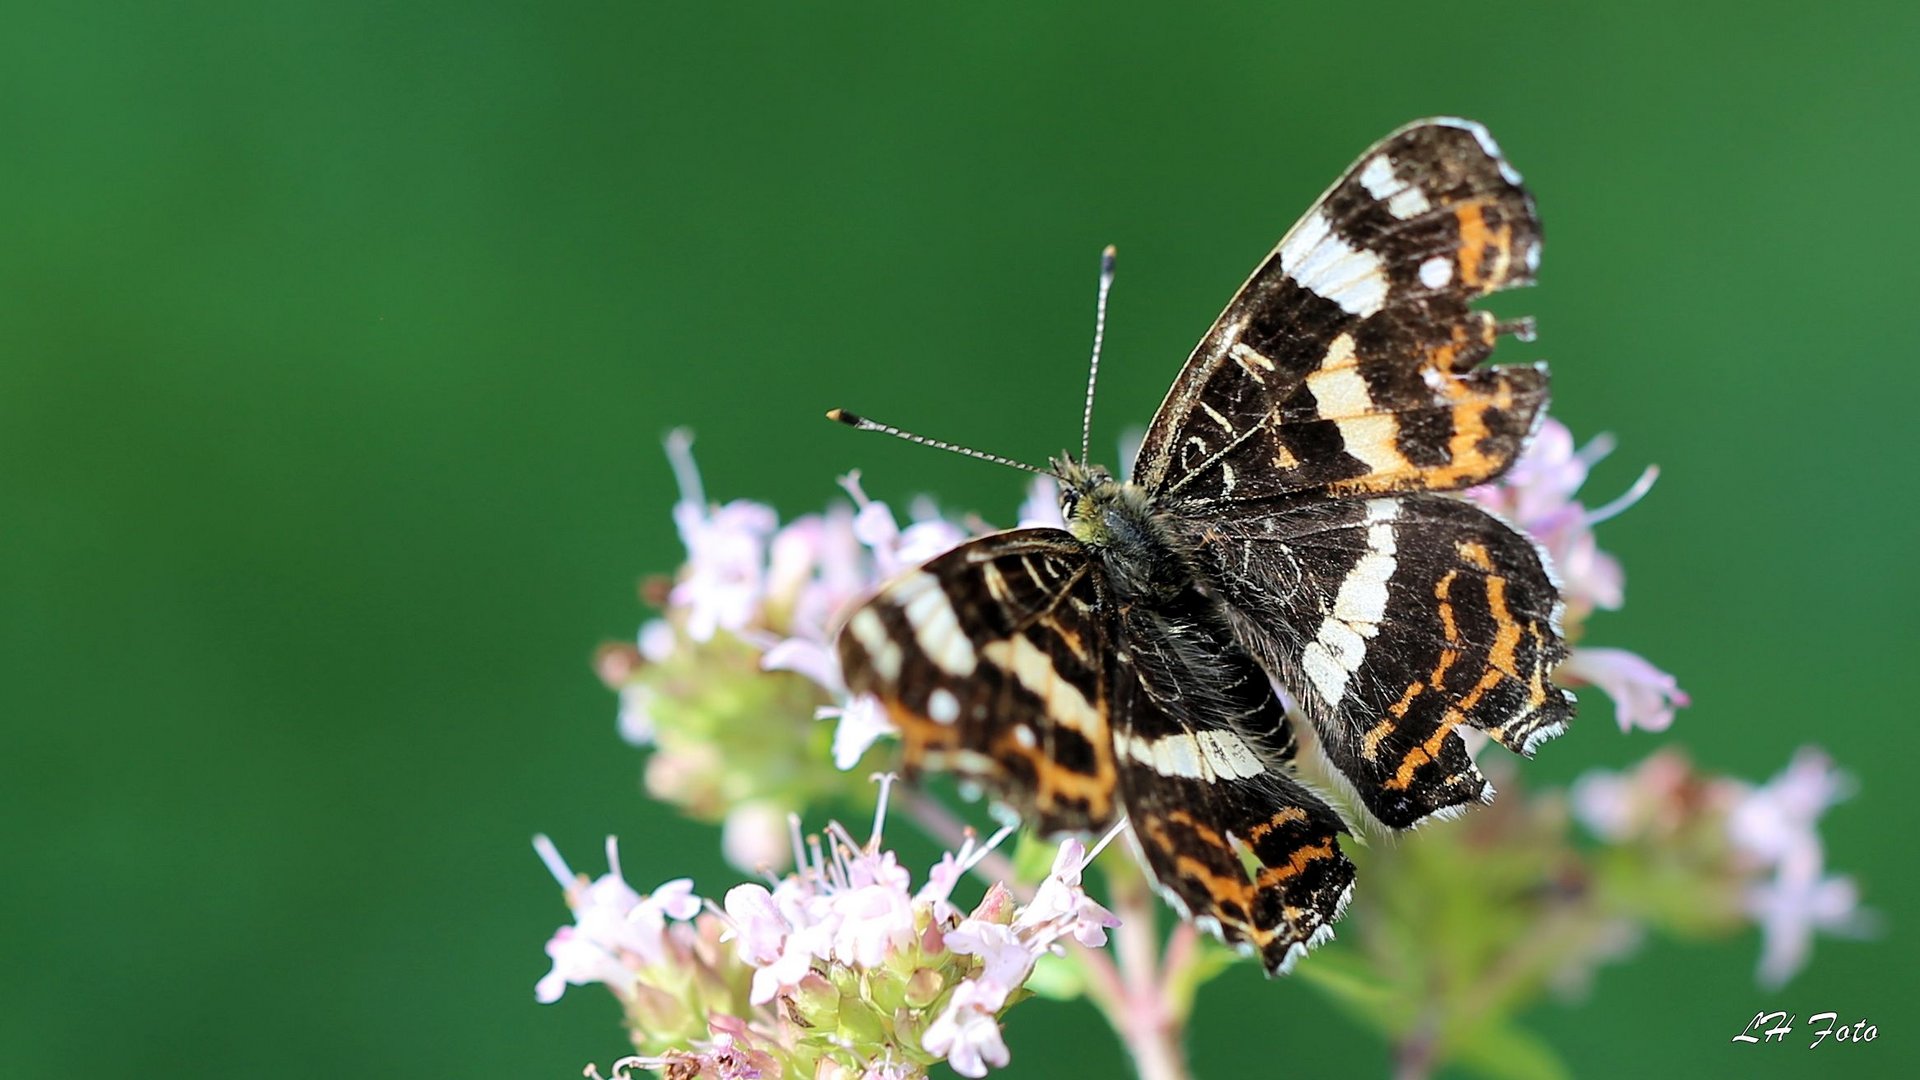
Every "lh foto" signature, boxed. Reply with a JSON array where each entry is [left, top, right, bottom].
[[1733, 1011, 1878, 1048]]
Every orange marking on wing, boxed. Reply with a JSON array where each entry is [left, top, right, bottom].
[[1483, 574, 1521, 677], [1325, 373, 1518, 496], [1256, 839, 1337, 888], [1522, 623, 1551, 709], [888, 701, 962, 753], [1011, 732, 1118, 818], [1166, 808, 1229, 848], [1454, 201, 1515, 291], [1385, 575, 1524, 791], [1039, 615, 1090, 664], [1384, 706, 1465, 790], [1246, 806, 1310, 844], [1360, 716, 1398, 761], [1140, 817, 1260, 929], [1389, 680, 1425, 719], [1457, 540, 1494, 571]]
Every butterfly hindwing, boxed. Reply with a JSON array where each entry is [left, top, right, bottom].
[[1134, 118, 1546, 507], [1190, 494, 1572, 828], [1113, 591, 1355, 971], [836, 529, 1120, 835]]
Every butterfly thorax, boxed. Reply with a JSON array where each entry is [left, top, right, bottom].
[[1053, 455, 1195, 605]]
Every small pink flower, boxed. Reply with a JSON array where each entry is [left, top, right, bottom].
[[664, 431, 781, 643], [841, 472, 968, 578], [1747, 843, 1871, 988], [1568, 768, 1637, 842], [638, 619, 676, 663], [1016, 837, 1120, 949], [1728, 747, 1851, 868], [830, 874, 917, 968], [1558, 647, 1690, 734], [943, 920, 1033, 1011], [671, 497, 780, 642], [761, 636, 842, 693], [722, 883, 787, 966], [531, 836, 697, 1003], [769, 506, 870, 645], [824, 695, 897, 770], [1467, 416, 1686, 735], [924, 980, 1013, 1078]]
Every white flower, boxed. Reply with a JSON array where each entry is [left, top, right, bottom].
[[722, 883, 787, 966], [922, 980, 1012, 1078], [1568, 768, 1638, 842], [1015, 837, 1120, 949], [671, 497, 780, 642], [825, 695, 897, 770], [665, 430, 781, 642], [1557, 647, 1690, 734], [531, 836, 698, 1004], [1746, 843, 1872, 988], [842, 472, 968, 579], [942, 919, 1032, 1011], [1728, 747, 1852, 868]]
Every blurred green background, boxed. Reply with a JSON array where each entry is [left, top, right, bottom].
[[3, 2, 1915, 1077]]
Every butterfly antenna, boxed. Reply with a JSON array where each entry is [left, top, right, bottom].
[[825, 409, 1054, 477], [1080, 244, 1118, 466]]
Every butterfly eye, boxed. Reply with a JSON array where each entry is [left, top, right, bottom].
[[1059, 490, 1082, 520]]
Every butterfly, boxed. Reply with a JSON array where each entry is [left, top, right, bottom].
[[831, 119, 1572, 974]]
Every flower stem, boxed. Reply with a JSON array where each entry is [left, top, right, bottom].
[[1392, 1018, 1439, 1080], [1103, 861, 1192, 1080]]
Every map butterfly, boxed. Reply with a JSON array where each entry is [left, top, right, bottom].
[[832, 119, 1573, 974]]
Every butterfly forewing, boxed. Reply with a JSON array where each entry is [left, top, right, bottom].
[[1135, 118, 1547, 507], [836, 529, 1120, 835]]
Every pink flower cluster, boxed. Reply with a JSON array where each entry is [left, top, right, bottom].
[[535, 780, 1120, 1079], [1727, 748, 1874, 987], [1467, 417, 1689, 733], [722, 782, 1119, 1078], [1569, 747, 1871, 987], [650, 432, 1024, 780], [532, 835, 702, 1006]]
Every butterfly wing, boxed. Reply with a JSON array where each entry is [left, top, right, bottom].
[[1192, 495, 1571, 828], [1112, 591, 1356, 974], [835, 529, 1120, 835], [1134, 118, 1573, 827], [1134, 118, 1546, 507]]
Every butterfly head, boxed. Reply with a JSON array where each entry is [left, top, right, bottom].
[[1053, 454, 1145, 549]]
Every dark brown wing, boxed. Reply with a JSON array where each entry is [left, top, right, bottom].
[[835, 529, 1120, 835], [1134, 118, 1547, 509], [1113, 588, 1355, 973], [1189, 494, 1572, 828]]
